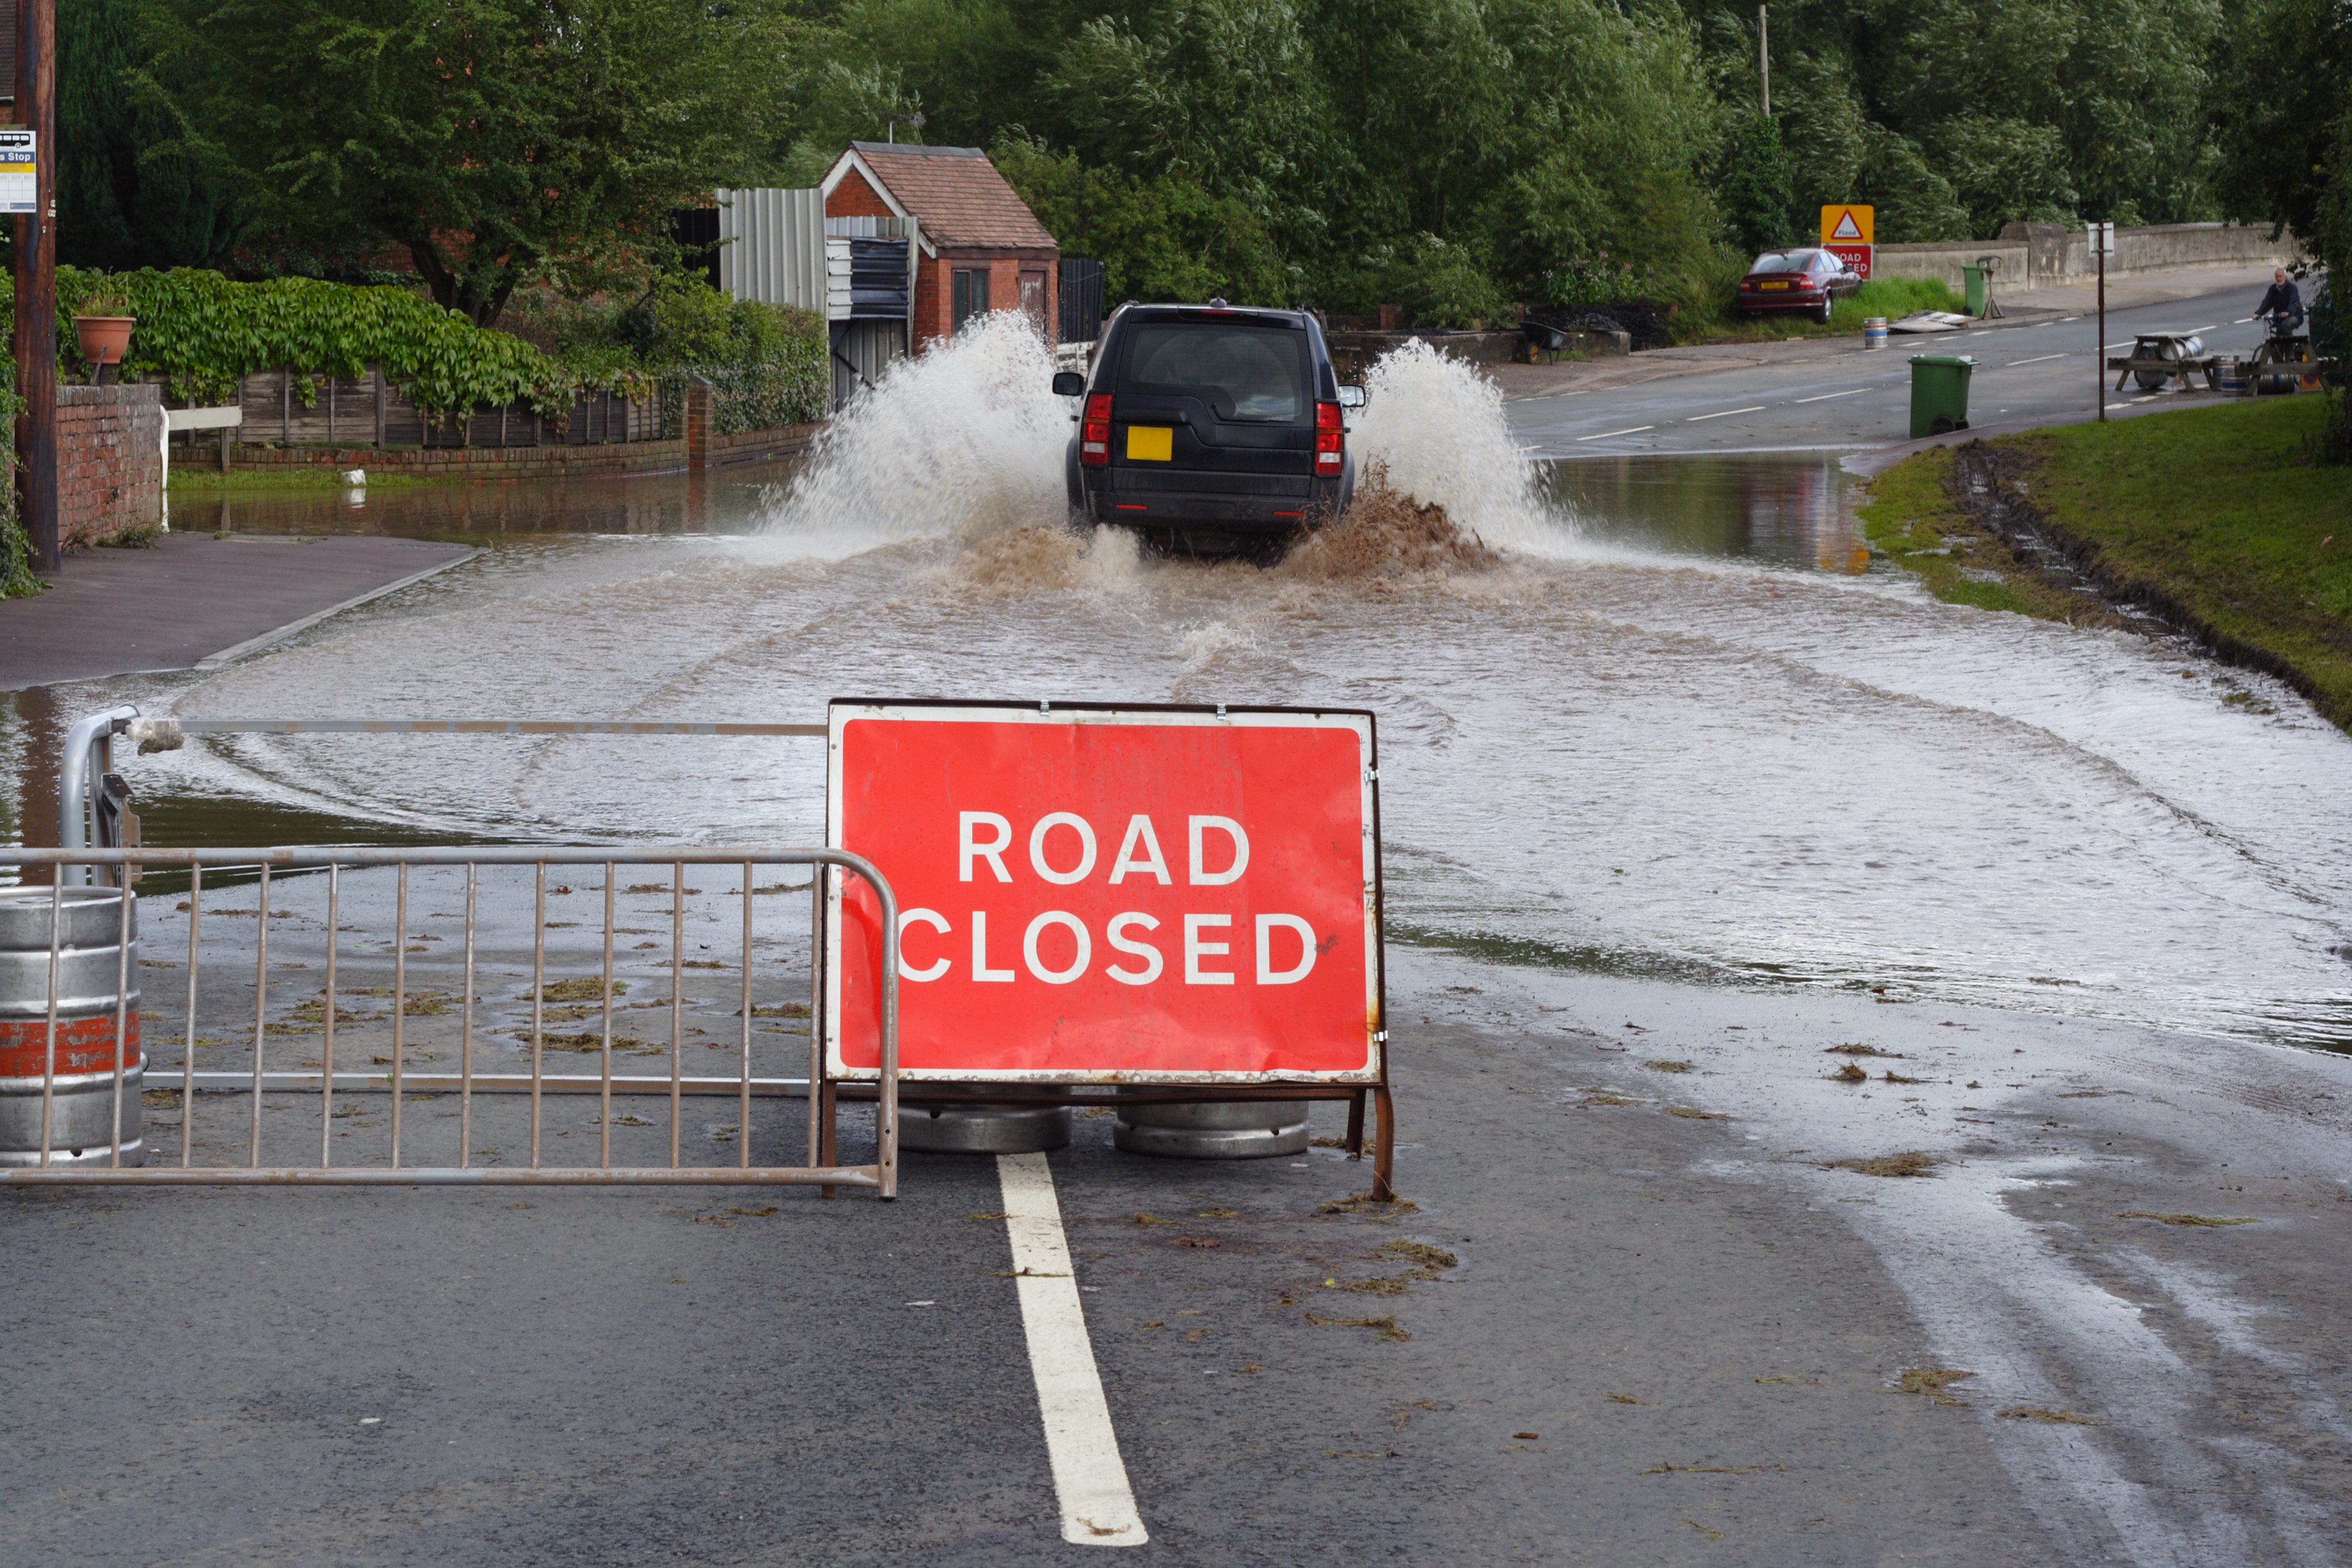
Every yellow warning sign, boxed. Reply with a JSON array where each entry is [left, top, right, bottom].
[[1820, 205, 1874, 245]]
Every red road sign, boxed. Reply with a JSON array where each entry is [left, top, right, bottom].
[[1827, 243, 1872, 279], [825, 701, 1383, 1083]]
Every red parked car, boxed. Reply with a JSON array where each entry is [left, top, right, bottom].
[[1736, 248, 1862, 324]]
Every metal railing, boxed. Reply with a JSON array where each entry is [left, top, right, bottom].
[[1, 846, 899, 1194]]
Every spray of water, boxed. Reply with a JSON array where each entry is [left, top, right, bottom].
[[757, 314, 1568, 565], [1349, 338, 1571, 554], [759, 312, 1070, 556]]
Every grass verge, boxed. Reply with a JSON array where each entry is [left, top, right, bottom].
[[1861, 395, 2352, 728], [167, 466, 431, 492], [1675, 277, 1968, 347]]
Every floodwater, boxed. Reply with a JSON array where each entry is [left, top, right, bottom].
[[7, 317, 2350, 1051]]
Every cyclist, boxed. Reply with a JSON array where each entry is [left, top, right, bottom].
[[2254, 267, 2305, 335]]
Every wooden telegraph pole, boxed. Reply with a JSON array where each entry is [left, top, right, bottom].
[[13, 0, 55, 573], [1758, 6, 1770, 116]]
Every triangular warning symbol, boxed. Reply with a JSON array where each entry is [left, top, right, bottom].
[[1831, 211, 1864, 241]]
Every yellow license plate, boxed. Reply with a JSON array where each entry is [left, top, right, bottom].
[[1760, 281, 1791, 291], [1126, 426, 1173, 461]]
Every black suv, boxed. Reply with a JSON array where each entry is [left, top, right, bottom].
[[1056, 302, 1363, 554]]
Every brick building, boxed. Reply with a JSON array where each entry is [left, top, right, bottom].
[[821, 143, 1058, 355]]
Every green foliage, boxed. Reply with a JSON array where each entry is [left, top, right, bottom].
[[58, 0, 240, 270], [30, 267, 596, 417], [141, 0, 802, 322], [1323, 235, 1510, 328], [992, 139, 1291, 305], [1718, 113, 1796, 252]]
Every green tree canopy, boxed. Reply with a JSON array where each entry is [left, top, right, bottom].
[[141, 0, 802, 323]]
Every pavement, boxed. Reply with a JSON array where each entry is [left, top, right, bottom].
[[1503, 263, 2300, 460], [1, 533, 475, 690]]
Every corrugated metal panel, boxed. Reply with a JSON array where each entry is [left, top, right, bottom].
[[826, 238, 853, 322], [716, 187, 826, 312], [830, 320, 908, 410]]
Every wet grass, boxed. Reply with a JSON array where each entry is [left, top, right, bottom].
[[1857, 446, 2121, 623], [1864, 397, 2352, 729], [166, 468, 432, 492]]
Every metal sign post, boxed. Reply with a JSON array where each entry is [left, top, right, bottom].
[[2089, 221, 2115, 422], [12, 0, 55, 572]]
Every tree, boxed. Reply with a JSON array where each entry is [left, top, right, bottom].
[[58, 0, 238, 269], [142, 0, 801, 324]]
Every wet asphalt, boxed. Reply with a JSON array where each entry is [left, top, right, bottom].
[[17, 958, 2348, 1566]]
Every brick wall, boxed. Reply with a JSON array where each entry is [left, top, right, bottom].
[[58, 383, 162, 548], [829, 168, 894, 221]]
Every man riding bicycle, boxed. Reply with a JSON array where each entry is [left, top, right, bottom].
[[2254, 267, 2305, 335]]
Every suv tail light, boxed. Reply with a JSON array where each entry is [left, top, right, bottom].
[[1315, 400, 1343, 475], [1081, 394, 1112, 466]]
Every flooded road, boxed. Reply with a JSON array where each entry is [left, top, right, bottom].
[[12, 326, 2345, 1052], [8, 319, 2351, 1566]]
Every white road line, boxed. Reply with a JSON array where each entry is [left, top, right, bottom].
[[2005, 354, 2069, 366], [1574, 425, 1654, 441], [2234, 317, 2254, 324], [1000, 1153, 1148, 1547], [2104, 340, 2133, 349], [1684, 406, 1765, 421], [2188, 324, 2218, 333], [1793, 388, 1869, 403]]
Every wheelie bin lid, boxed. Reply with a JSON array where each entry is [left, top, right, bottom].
[[1908, 354, 1976, 366]]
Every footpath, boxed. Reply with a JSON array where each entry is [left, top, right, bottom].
[[0, 533, 474, 689]]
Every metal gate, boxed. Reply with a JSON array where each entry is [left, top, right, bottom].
[[0, 846, 900, 1193]]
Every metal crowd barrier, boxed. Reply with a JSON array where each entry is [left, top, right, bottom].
[[0, 846, 900, 1194]]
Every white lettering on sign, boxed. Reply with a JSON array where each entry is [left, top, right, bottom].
[[1029, 813, 1097, 884], [1104, 913, 1163, 984], [1185, 913, 1234, 985], [907, 808, 1315, 987], [1188, 816, 1249, 885], [899, 909, 952, 981], [1024, 911, 1091, 983], [1108, 815, 1171, 884], [960, 812, 1012, 882], [971, 910, 1016, 981], [1256, 914, 1317, 984]]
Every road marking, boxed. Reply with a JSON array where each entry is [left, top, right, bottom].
[[1574, 425, 1654, 441], [2104, 340, 2133, 349], [2005, 354, 2068, 366], [2188, 324, 2218, 333], [2234, 317, 2253, 324], [1000, 1152, 1148, 1547], [1793, 388, 1869, 403], [1684, 406, 1765, 421]]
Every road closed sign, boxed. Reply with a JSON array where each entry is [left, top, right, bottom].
[[1820, 204, 1874, 279], [824, 701, 1383, 1083]]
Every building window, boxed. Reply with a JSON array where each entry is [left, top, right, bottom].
[[952, 268, 990, 334]]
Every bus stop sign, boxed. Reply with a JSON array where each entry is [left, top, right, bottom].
[[824, 701, 1383, 1084]]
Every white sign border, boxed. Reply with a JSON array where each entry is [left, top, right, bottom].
[[823, 700, 1384, 1086]]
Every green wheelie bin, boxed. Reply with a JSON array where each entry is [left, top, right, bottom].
[[1908, 354, 1976, 439]]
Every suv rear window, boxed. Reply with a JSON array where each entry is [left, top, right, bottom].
[[1118, 323, 1307, 422]]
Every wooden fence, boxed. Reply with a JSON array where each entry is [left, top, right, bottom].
[[159, 366, 665, 452]]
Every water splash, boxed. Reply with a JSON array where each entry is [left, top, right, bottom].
[[759, 312, 1070, 556], [1350, 338, 1571, 555], [756, 314, 1570, 564]]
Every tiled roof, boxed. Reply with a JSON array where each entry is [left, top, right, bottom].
[[847, 142, 1056, 250]]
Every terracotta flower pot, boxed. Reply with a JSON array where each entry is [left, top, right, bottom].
[[73, 314, 135, 371]]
